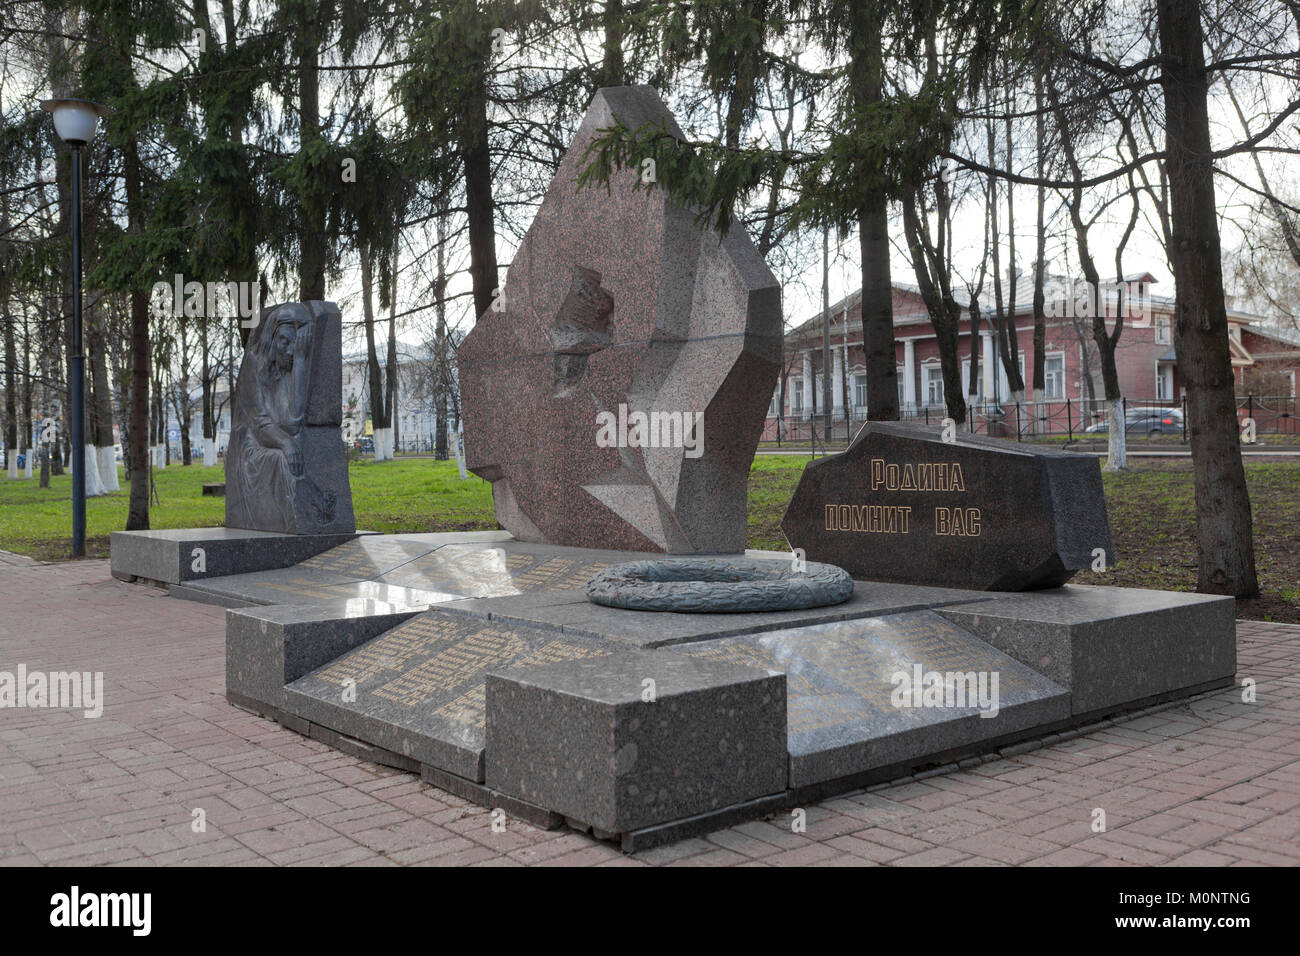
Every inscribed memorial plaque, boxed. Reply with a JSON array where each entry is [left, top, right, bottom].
[[781, 421, 1112, 590]]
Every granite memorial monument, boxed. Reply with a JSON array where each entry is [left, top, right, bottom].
[[457, 85, 782, 554], [226, 301, 355, 536]]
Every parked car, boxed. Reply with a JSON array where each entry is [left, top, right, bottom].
[[1084, 407, 1183, 436], [354, 437, 375, 453]]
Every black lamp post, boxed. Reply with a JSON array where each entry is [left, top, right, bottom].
[[40, 97, 112, 558]]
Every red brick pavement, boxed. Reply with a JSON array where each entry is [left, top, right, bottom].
[[2, 557, 1297, 867]]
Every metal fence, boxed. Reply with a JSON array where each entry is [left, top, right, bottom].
[[762, 394, 1298, 444]]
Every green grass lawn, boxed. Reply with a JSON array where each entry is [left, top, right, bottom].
[[2, 455, 1296, 622], [0, 458, 497, 561]]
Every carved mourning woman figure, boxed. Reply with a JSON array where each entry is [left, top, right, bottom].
[[227, 303, 335, 531]]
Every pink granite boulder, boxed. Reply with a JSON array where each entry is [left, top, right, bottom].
[[459, 86, 781, 553]]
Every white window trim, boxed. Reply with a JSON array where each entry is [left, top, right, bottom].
[[1155, 314, 1171, 345], [853, 372, 870, 408], [1043, 351, 1066, 401], [1155, 362, 1174, 402], [922, 361, 944, 407]]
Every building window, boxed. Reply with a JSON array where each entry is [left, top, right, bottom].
[[855, 374, 869, 408], [1155, 314, 1171, 345], [791, 379, 803, 414], [923, 365, 944, 406], [769, 387, 781, 416], [1044, 354, 1065, 400], [1156, 364, 1174, 401]]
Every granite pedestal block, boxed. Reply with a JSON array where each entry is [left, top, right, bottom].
[[283, 609, 613, 781], [110, 527, 363, 585], [669, 612, 1069, 787], [226, 598, 429, 716], [484, 649, 787, 833], [214, 532, 1238, 849], [937, 585, 1237, 715]]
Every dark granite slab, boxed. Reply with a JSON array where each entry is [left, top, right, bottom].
[[110, 527, 362, 585], [485, 648, 787, 833], [206, 530, 1238, 847], [670, 611, 1069, 787], [170, 536, 620, 607], [180, 566, 392, 606], [457, 580, 997, 648], [283, 610, 613, 781], [937, 584, 1237, 715], [781, 421, 1113, 590], [292, 529, 440, 580], [227, 598, 429, 714], [302, 301, 343, 427], [379, 545, 617, 598]]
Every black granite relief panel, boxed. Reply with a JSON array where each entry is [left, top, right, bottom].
[[226, 301, 354, 535]]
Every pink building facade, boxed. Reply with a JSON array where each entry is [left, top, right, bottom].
[[764, 274, 1300, 439]]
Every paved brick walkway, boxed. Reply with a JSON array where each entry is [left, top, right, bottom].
[[1, 558, 1297, 867]]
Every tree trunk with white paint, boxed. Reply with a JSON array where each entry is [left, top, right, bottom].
[[83, 444, 107, 497], [97, 445, 119, 491], [1105, 399, 1127, 471], [452, 429, 467, 480]]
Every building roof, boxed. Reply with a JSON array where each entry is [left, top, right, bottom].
[[1243, 323, 1300, 353], [790, 270, 1261, 341]]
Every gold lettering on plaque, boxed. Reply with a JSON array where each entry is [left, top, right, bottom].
[[869, 458, 965, 492], [824, 504, 913, 534], [934, 506, 981, 537]]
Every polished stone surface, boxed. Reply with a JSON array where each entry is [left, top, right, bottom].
[[209, 530, 1236, 843], [227, 598, 429, 715], [182, 537, 617, 607], [458, 86, 782, 553], [109, 527, 361, 585], [937, 585, 1237, 715], [670, 611, 1069, 787], [781, 421, 1113, 590], [226, 301, 355, 535], [461, 579, 996, 649], [284, 609, 612, 781], [485, 649, 786, 832], [380, 545, 616, 597]]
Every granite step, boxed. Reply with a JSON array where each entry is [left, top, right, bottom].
[[669, 610, 1070, 787], [283, 608, 614, 781]]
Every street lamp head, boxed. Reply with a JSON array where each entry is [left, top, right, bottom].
[[39, 98, 113, 146]]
